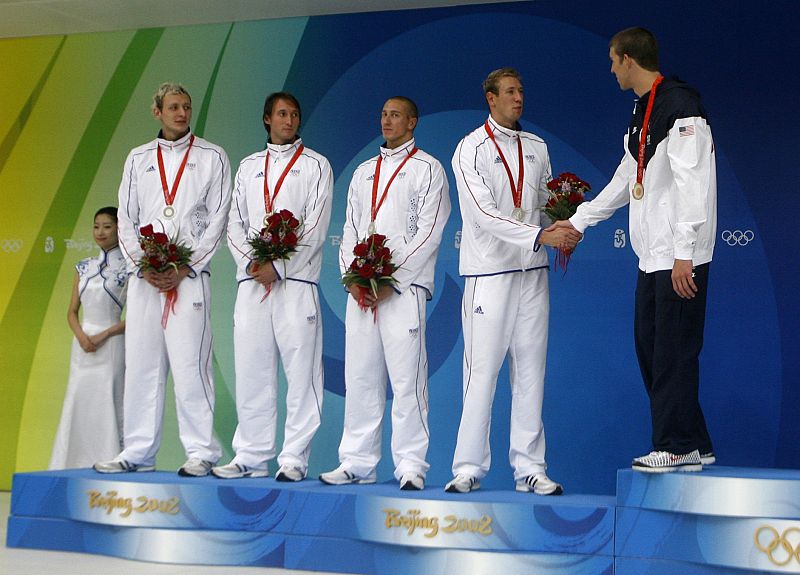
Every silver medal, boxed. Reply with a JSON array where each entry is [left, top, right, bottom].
[[368, 221, 376, 235], [163, 205, 175, 219], [511, 207, 525, 221]]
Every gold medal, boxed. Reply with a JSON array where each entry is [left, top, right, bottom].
[[163, 205, 176, 219], [511, 207, 525, 221], [632, 182, 644, 201]]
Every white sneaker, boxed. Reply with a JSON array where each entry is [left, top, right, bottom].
[[700, 451, 716, 465], [632, 449, 702, 473], [178, 458, 214, 477], [444, 474, 480, 493], [515, 473, 563, 495], [319, 466, 376, 485], [275, 465, 304, 482], [211, 463, 269, 479], [93, 458, 155, 474], [399, 473, 425, 491]]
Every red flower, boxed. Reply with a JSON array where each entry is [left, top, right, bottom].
[[546, 180, 560, 191], [546, 197, 557, 208], [140, 224, 154, 236], [377, 247, 391, 260], [153, 232, 169, 245], [279, 209, 293, 220], [370, 234, 386, 246], [568, 192, 584, 205], [358, 264, 374, 279], [148, 256, 162, 268], [267, 213, 282, 228], [284, 232, 298, 247], [353, 243, 369, 257], [270, 231, 280, 244], [381, 264, 394, 276], [288, 217, 300, 229]]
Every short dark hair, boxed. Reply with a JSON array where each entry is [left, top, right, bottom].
[[386, 96, 419, 119], [483, 68, 522, 95], [609, 27, 659, 71], [94, 206, 118, 222], [263, 92, 302, 134]]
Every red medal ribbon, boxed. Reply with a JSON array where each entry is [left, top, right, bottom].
[[264, 144, 305, 214], [485, 121, 524, 209], [370, 146, 418, 225], [157, 135, 195, 210], [635, 75, 664, 186]]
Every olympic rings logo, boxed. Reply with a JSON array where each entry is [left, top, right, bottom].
[[754, 525, 800, 566], [721, 229, 754, 246], [1, 239, 23, 253]]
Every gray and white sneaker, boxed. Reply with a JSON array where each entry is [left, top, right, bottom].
[[275, 465, 304, 482], [399, 473, 425, 491], [212, 463, 269, 479], [632, 449, 702, 473], [178, 458, 215, 477], [700, 452, 716, 465], [93, 458, 155, 474], [319, 466, 376, 485], [515, 473, 563, 495], [444, 474, 480, 493]]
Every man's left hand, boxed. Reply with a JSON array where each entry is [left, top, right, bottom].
[[672, 259, 697, 299]]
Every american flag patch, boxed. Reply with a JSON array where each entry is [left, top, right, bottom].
[[679, 125, 695, 137]]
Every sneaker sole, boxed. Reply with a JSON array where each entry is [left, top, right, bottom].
[[700, 457, 716, 465], [211, 470, 269, 479], [445, 483, 480, 494], [516, 484, 564, 496], [319, 476, 376, 486], [178, 468, 212, 477], [93, 465, 155, 474], [632, 463, 703, 474], [275, 473, 304, 482]]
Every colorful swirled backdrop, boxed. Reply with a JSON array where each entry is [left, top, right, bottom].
[[1, 1, 797, 492]]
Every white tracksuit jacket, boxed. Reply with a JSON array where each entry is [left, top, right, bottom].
[[570, 77, 717, 272]]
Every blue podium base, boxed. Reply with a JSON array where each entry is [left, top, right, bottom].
[[6, 469, 615, 574], [615, 466, 800, 574], [8, 466, 800, 574]]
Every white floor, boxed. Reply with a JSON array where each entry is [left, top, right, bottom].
[[1, 491, 345, 575]]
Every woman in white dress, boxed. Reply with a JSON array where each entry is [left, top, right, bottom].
[[49, 207, 128, 469]]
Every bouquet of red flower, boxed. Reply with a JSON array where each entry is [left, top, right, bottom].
[[341, 233, 397, 313], [137, 223, 193, 327], [247, 209, 302, 297], [544, 172, 591, 272]]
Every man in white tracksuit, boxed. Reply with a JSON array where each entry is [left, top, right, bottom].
[[95, 82, 231, 477], [320, 96, 450, 491], [445, 68, 580, 494], [214, 92, 332, 481]]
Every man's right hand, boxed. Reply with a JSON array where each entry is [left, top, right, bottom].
[[539, 220, 582, 250], [249, 261, 279, 287]]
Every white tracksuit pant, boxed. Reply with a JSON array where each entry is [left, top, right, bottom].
[[229, 279, 324, 473], [119, 273, 221, 466], [338, 286, 430, 480], [452, 269, 550, 480]]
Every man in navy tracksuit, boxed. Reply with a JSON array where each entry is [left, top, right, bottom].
[[556, 27, 717, 473]]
